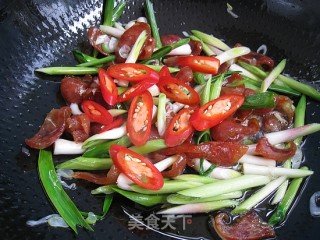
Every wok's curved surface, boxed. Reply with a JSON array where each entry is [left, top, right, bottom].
[[0, 0, 319, 239]]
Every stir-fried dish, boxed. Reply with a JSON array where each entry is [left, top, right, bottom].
[[25, 0, 320, 239]]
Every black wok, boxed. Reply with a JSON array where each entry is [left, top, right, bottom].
[[0, 0, 320, 239]]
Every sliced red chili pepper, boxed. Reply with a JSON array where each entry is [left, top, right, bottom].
[[159, 65, 171, 78], [106, 63, 159, 82], [157, 76, 200, 105], [98, 68, 118, 106], [81, 100, 113, 125], [255, 137, 297, 162], [117, 77, 158, 103], [190, 94, 245, 131], [98, 117, 124, 133], [127, 91, 153, 146], [109, 144, 164, 190], [175, 56, 220, 74], [164, 107, 195, 147]]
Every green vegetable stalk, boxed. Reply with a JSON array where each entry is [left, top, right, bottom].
[[261, 59, 286, 92], [36, 67, 98, 75], [56, 157, 113, 170], [112, 187, 168, 206], [77, 55, 115, 67], [271, 161, 291, 205], [73, 50, 99, 64], [63, 139, 168, 170], [240, 92, 276, 110], [178, 175, 271, 198], [140, 46, 172, 64], [145, 65, 179, 73], [200, 75, 212, 105], [80, 194, 113, 220], [174, 174, 218, 184], [140, 38, 190, 64], [83, 136, 131, 158], [111, 0, 127, 25], [294, 95, 307, 145], [231, 176, 287, 215], [189, 35, 215, 56], [38, 150, 92, 233], [156, 93, 167, 137], [238, 61, 320, 101], [131, 180, 203, 195], [209, 72, 224, 100], [103, 0, 115, 26], [167, 191, 242, 204], [272, 95, 307, 204], [129, 139, 167, 155], [226, 74, 300, 96], [268, 166, 309, 226], [91, 185, 117, 195], [199, 158, 215, 176], [145, 0, 162, 48], [157, 200, 239, 214], [194, 72, 206, 85], [191, 30, 230, 51], [101, 195, 113, 218], [125, 30, 147, 63]]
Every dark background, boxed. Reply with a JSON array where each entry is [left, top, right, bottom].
[[0, 0, 320, 239]]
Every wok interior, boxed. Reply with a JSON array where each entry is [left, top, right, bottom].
[[0, 0, 319, 239]]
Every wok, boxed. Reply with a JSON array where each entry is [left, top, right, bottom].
[[0, 0, 320, 239]]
